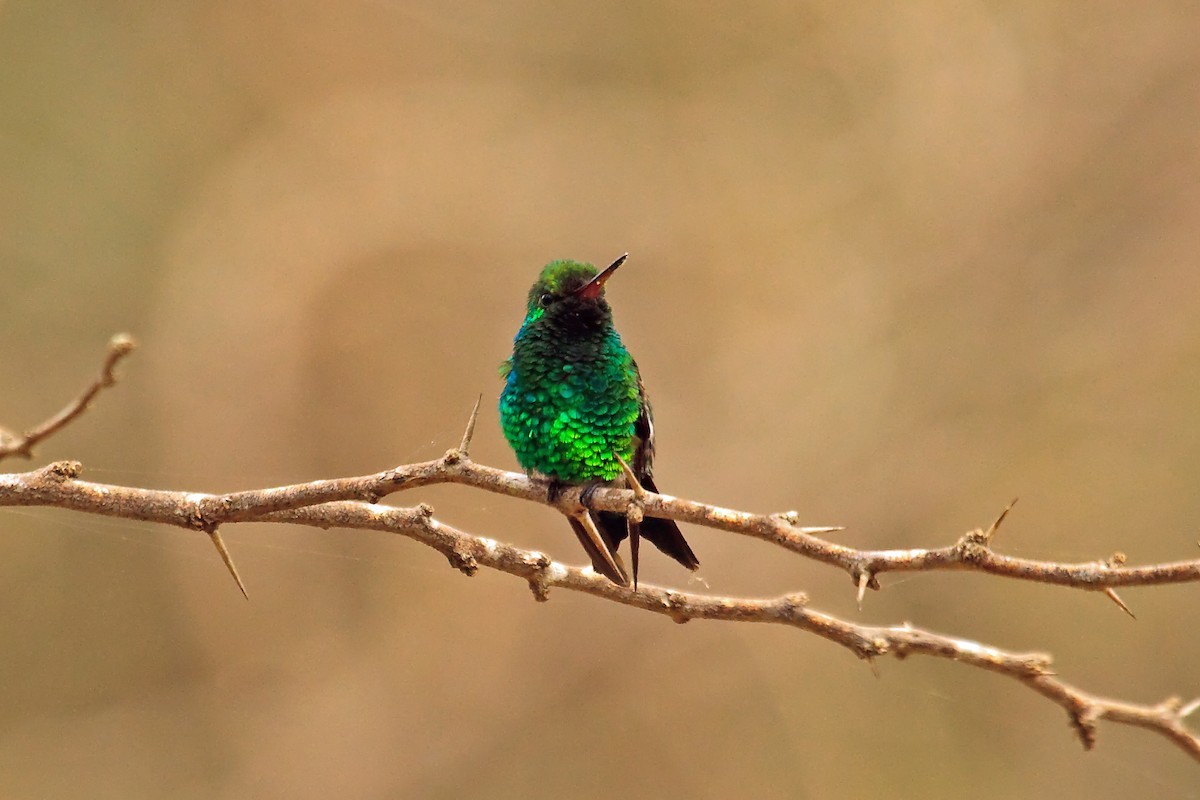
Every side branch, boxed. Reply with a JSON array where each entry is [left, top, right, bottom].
[[0, 334, 136, 462]]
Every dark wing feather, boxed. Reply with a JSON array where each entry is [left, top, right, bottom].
[[630, 361, 700, 572]]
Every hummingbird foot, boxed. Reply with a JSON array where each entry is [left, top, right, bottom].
[[578, 481, 603, 510], [546, 477, 569, 506]]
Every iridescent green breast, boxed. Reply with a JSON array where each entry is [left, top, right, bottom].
[[499, 326, 639, 482]]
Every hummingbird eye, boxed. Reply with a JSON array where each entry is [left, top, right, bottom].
[[538, 293, 554, 308]]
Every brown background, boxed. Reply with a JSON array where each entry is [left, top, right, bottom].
[[2, 2, 1199, 797]]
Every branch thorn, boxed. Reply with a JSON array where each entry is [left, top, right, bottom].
[[1103, 587, 1135, 619], [984, 497, 1019, 542], [856, 570, 871, 610], [614, 452, 644, 590], [208, 528, 248, 599], [457, 393, 482, 456], [614, 452, 646, 499]]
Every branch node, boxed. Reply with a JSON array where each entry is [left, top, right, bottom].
[[523, 551, 553, 571], [662, 591, 690, 624], [1178, 697, 1200, 720], [519, 552, 553, 600], [445, 547, 478, 577], [417, 503, 435, 519], [1017, 653, 1055, 677], [383, 468, 412, 489], [960, 499, 1019, 554], [1157, 696, 1183, 714], [525, 576, 551, 601], [776, 592, 808, 619], [39, 460, 83, 481], [1069, 705, 1100, 750], [956, 534, 991, 563]]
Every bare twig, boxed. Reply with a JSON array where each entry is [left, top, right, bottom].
[[0, 334, 136, 462], [2, 458, 1195, 760]]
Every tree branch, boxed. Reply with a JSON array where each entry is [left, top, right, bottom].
[[4, 442, 1197, 599], [0, 333, 136, 462], [2, 458, 1197, 760], [4, 336, 1199, 762]]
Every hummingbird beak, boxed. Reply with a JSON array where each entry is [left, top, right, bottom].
[[573, 253, 627, 300]]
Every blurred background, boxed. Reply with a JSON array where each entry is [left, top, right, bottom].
[[2, 1, 1199, 797]]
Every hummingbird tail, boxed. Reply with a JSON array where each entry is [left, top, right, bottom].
[[596, 487, 699, 578], [639, 516, 699, 571], [639, 474, 700, 571], [567, 513, 630, 586], [564, 477, 698, 585]]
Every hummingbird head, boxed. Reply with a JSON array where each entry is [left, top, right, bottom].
[[520, 254, 626, 334]]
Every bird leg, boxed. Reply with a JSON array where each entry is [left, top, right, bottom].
[[546, 477, 568, 505]]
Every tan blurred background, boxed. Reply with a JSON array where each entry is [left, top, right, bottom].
[[3, 1, 1200, 797]]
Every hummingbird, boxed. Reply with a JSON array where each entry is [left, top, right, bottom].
[[499, 255, 700, 587]]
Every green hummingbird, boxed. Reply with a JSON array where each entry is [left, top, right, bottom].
[[499, 254, 699, 587]]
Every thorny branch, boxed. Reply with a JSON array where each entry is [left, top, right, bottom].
[[2, 335, 1199, 761], [0, 334, 136, 461]]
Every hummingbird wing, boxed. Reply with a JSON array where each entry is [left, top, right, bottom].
[[630, 364, 700, 572], [637, 474, 699, 571]]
